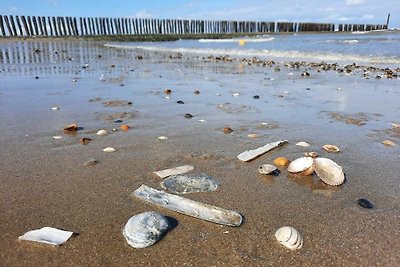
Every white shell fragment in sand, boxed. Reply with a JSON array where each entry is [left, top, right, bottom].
[[53, 136, 63, 139], [233, 93, 240, 97], [198, 119, 207, 123], [323, 144, 340, 153], [237, 140, 288, 162], [287, 157, 314, 175], [247, 133, 259, 138], [51, 106, 60, 111], [123, 211, 170, 249], [154, 165, 194, 179], [97, 129, 108, 136], [275, 226, 303, 250], [103, 147, 116, 152], [383, 140, 396, 147], [258, 164, 277, 175], [19, 227, 74, 245], [391, 123, 400, 128], [133, 185, 243, 227], [161, 173, 219, 194], [296, 141, 310, 147], [314, 157, 345, 186], [158, 136, 168, 140]]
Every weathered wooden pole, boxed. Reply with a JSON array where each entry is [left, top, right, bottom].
[[4, 15, 14, 36], [9, 15, 18, 36], [386, 13, 390, 29], [0, 15, 6, 36]]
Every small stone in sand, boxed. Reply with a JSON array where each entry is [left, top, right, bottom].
[[177, 100, 184, 104], [194, 90, 200, 95], [80, 138, 92, 145], [301, 72, 310, 77], [114, 120, 123, 123], [223, 127, 233, 134], [64, 124, 78, 132], [97, 129, 108, 136], [383, 140, 396, 147], [357, 198, 374, 209], [83, 159, 98, 167], [391, 123, 400, 128], [184, 113, 193, 119], [164, 89, 172, 94], [120, 124, 130, 131], [253, 95, 260, 99]]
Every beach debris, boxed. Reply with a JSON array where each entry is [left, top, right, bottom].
[[233, 93, 240, 97], [133, 185, 243, 226], [323, 144, 340, 153], [114, 119, 123, 123], [158, 136, 168, 140], [237, 140, 288, 162], [154, 165, 194, 179], [223, 127, 233, 134], [194, 90, 200, 95], [53, 135, 63, 139], [274, 157, 290, 167], [19, 227, 74, 246], [177, 100, 184, 104], [51, 106, 60, 111], [247, 133, 258, 138], [391, 123, 400, 128], [253, 95, 260, 99], [80, 137, 92, 145], [304, 151, 318, 158], [164, 89, 172, 94], [296, 141, 310, 147], [356, 198, 374, 209], [97, 129, 108, 136], [301, 71, 310, 77], [103, 147, 116, 153], [184, 113, 193, 119], [198, 119, 207, 123], [161, 173, 219, 194], [314, 158, 345, 186], [383, 140, 396, 147], [238, 39, 246, 46], [258, 164, 277, 175], [287, 157, 314, 175], [63, 124, 78, 132], [275, 226, 303, 250], [120, 124, 130, 131], [123, 211, 170, 249], [83, 158, 98, 167]]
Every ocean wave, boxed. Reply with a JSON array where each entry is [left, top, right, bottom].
[[104, 44, 400, 65], [198, 37, 274, 43]]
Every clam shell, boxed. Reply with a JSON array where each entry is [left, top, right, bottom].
[[161, 173, 219, 194], [97, 129, 108, 136], [296, 141, 310, 147], [103, 147, 116, 152], [287, 157, 314, 174], [258, 164, 277, 175], [64, 123, 78, 132], [323, 144, 340, 153], [123, 211, 170, 248], [275, 226, 303, 250], [273, 157, 290, 167], [314, 157, 345, 186]]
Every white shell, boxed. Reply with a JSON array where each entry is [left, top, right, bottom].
[[103, 147, 116, 152], [275, 226, 303, 250], [53, 136, 63, 139], [237, 140, 288, 162], [322, 144, 340, 153], [198, 119, 207, 123], [123, 211, 170, 248], [296, 141, 310, 147], [314, 157, 345, 186], [19, 227, 74, 245], [287, 157, 313, 174], [258, 164, 277, 175], [154, 165, 194, 179], [158, 136, 168, 140], [97, 129, 108, 136], [51, 107, 60, 110]]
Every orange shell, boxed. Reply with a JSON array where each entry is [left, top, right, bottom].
[[274, 157, 290, 167], [120, 124, 130, 131]]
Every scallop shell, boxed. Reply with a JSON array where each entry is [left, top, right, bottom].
[[275, 226, 303, 250], [314, 157, 345, 186], [323, 144, 340, 153], [103, 147, 116, 152], [122, 211, 170, 248], [258, 164, 277, 175], [287, 157, 314, 175], [97, 129, 108, 136], [273, 157, 290, 167]]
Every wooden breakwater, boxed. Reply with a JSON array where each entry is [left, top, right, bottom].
[[0, 15, 388, 37]]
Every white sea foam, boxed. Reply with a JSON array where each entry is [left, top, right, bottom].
[[198, 37, 274, 43], [104, 43, 400, 65]]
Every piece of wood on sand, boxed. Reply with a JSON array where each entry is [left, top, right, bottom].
[[237, 140, 288, 162], [153, 165, 194, 179], [133, 184, 243, 227]]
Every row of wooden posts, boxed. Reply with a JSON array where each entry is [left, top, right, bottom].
[[0, 15, 388, 37]]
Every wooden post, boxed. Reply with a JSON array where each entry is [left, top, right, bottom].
[[9, 15, 18, 36], [36, 16, 43, 35], [14, 16, 23, 36], [31, 16, 39, 35], [386, 13, 390, 29], [0, 16, 6, 36], [4, 15, 14, 36]]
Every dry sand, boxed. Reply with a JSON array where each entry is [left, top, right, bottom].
[[0, 39, 400, 266]]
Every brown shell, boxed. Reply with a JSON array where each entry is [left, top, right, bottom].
[[63, 123, 78, 132]]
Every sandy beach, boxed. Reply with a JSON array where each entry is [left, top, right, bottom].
[[0, 39, 399, 266]]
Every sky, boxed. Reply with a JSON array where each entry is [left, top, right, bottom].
[[0, 0, 398, 28]]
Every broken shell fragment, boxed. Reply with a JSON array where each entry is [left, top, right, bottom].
[[120, 124, 130, 131], [161, 173, 219, 194], [323, 144, 340, 153], [237, 140, 288, 162], [51, 106, 60, 110], [247, 133, 258, 138], [63, 124, 78, 132], [164, 89, 172, 94], [223, 127, 233, 134], [158, 136, 168, 140], [123, 211, 170, 249], [287, 157, 314, 175], [314, 157, 345, 186], [103, 147, 116, 152], [296, 141, 310, 147], [154, 165, 194, 179], [19, 227, 74, 246], [274, 157, 290, 167], [304, 151, 318, 158], [258, 164, 277, 175], [391, 123, 400, 128], [275, 226, 303, 250], [383, 140, 396, 147], [97, 129, 108, 136], [53, 135, 63, 139], [80, 137, 92, 144]]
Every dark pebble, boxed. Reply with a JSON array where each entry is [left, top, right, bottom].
[[253, 95, 260, 99], [194, 90, 200, 95], [177, 100, 185, 104], [184, 113, 193, 119], [357, 198, 374, 209], [127, 102, 132, 105], [35, 76, 39, 79], [114, 120, 123, 123]]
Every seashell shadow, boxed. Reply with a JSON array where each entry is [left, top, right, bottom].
[[164, 216, 179, 232]]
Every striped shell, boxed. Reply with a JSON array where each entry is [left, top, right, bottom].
[[287, 157, 314, 175], [314, 157, 345, 186], [275, 226, 303, 250]]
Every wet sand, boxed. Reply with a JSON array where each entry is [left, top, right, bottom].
[[0, 39, 400, 266]]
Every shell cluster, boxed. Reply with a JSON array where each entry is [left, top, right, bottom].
[[275, 226, 303, 250], [123, 211, 170, 249]]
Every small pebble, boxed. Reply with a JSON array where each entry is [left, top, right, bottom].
[[177, 100, 184, 104], [83, 159, 98, 167], [114, 120, 123, 123], [357, 198, 374, 209], [80, 138, 92, 145], [35, 76, 39, 79], [97, 129, 108, 136], [120, 124, 130, 131], [184, 113, 193, 119], [253, 95, 260, 99], [194, 90, 200, 95], [223, 127, 233, 134], [164, 89, 172, 94]]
